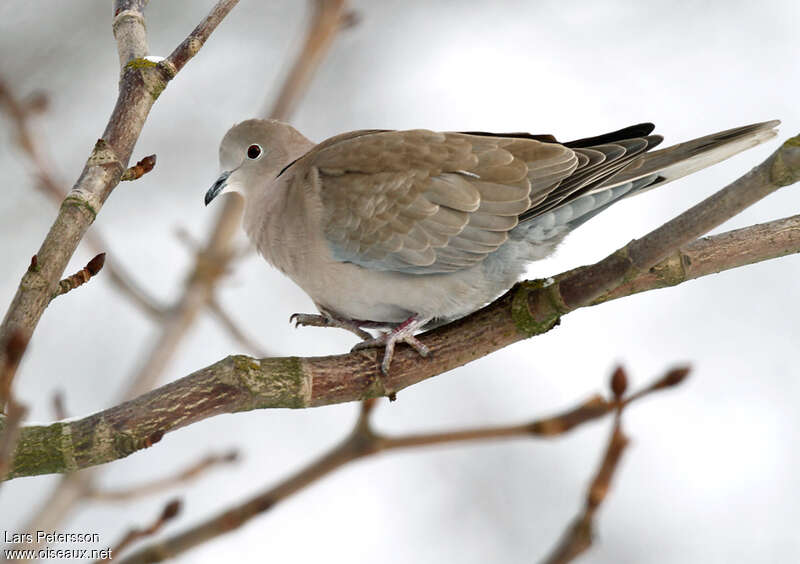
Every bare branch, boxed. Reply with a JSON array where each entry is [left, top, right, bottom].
[[542, 423, 630, 564], [118, 366, 685, 563], [98, 499, 182, 563], [0, 0, 240, 373], [10, 0, 348, 544], [541, 365, 687, 563], [86, 451, 238, 502], [596, 214, 800, 303], [113, 1, 150, 66], [165, 0, 240, 74], [0, 80, 166, 319], [265, 0, 351, 120], [0, 2, 241, 549]]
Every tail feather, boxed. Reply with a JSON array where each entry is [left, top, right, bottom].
[[613, 120, 780, 196]]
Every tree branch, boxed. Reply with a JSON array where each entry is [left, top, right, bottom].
[[0, 80, 167, 320], [118, 366, 687, 563], [264, 0, 351, 121], [8, 0, 350, 546], [541, 366, 688, 563], [99, 499, 181, 563], [0, 0, 239, 377], [2, 135, 797, 481], [50, 253, 106, 302], [85, 450, 238, 502]]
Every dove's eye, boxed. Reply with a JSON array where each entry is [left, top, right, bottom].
[[247, 144, 262, 159]]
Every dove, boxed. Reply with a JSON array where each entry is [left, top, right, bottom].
[[206, 119, 779, 376]]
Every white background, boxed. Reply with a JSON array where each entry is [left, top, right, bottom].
[[1, 1, 799, 562]]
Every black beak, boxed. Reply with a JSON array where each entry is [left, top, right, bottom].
[[205, 171, 231, 206]]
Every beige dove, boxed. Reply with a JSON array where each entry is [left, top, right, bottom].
[[206, 119, 779, 375]]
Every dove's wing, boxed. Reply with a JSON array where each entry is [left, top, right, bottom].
[[294, 128, 658, 274]]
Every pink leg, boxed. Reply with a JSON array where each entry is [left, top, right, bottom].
[[351, 315, 432, 376]]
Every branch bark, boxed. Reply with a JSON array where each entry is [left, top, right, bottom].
[[3, 134, 798, 480], [117, 367, 686, 563]]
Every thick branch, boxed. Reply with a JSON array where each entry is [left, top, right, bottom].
[[0, 0, 239, 374], [596, 213, 800, 302], [119, 367, 685, 563]]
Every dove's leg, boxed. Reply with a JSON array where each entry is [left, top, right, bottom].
[[351, 315, 432, 376]]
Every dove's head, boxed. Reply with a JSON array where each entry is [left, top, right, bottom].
[[205, 119, 313, 206]]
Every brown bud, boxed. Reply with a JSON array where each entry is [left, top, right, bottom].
[[161, 499, 182, 521], [655, 366, 691, 390], [610, 365, 628, 399], [86, 253, 106, 276]]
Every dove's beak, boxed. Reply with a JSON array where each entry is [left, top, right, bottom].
[[205, 171, 231, 206]]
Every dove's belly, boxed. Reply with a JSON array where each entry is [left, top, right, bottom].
[[299, 260, 509, 323], [289, 235, 558, 324]]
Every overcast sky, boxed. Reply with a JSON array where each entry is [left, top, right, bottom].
[[1, 1, 799, 563]]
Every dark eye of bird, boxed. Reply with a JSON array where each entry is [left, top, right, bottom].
[[247, 144, 262, 159]]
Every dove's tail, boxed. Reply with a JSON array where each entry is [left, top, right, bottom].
[[521, 120, 780, 238], [612, 119, 780, 196]]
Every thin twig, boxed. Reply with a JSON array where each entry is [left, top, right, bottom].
[[165, 0, 240, 74], [118, 366, 687, 563], [86, 451, 238, 502], [120, 154, 156, 181], [50, 253, 106, 302], [97, 499, 182, 563], [265, 0, 351, 120], [0, 80, 166, 319], [540, 365, 690, 563], [542, 421, 629, 564]]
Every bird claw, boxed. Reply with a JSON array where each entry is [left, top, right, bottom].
[[351, 316, 431, 376]]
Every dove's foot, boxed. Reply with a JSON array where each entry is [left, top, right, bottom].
[[351, 315, 432, 378], [290, 312, 373, 341]]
